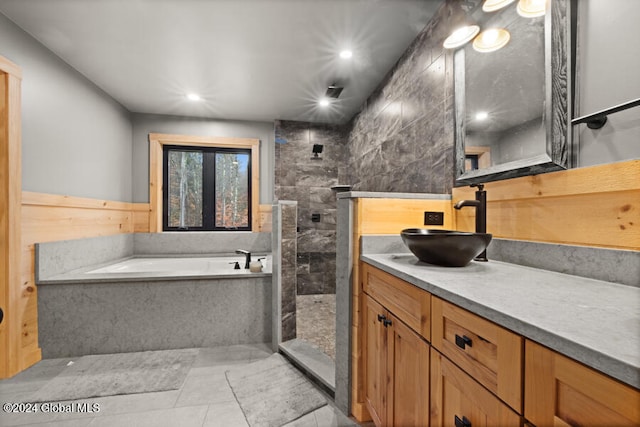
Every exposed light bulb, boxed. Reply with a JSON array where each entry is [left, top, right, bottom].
[[482, 0, 517, 12], [319, 98, 330, 107], [517, 0, 546, 17], [473, 28, 510, 52], [443, 25, 480, 49], [186, 93, 201, 101], [339, 50, 353, 59]]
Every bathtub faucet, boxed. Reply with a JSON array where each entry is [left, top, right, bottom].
[[235, 249, 251, 269]]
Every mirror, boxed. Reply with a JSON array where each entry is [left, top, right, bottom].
[[454, 0, 571, 186]]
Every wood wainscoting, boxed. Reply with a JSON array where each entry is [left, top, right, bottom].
[[1, 55, 22, 379], [452, 159, 640, 251], [14, 192, 150, 377]]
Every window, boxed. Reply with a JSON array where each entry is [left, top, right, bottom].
[[162, 145, 252, 231], [148, 133, 260, 233]]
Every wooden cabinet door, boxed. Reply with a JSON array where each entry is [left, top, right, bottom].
[[365, 295, 388, 426], [431, 348, 521, 427], [388, 314, 430, 427], [525, 340, 640, 427]]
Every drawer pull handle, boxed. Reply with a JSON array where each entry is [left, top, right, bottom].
[[455, 415, 472, 427], [383, 319, 393, 328], [455, 334, 473, 349], [377, 314, 386, 322]]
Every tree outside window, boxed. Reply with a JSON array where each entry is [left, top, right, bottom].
[[163, 146, 251, 231]]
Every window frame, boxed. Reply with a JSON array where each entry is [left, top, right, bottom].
[[148, 133, 260, 233], [162, 145, 252, 231]]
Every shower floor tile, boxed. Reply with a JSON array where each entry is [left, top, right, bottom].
[[296, 294, 336, 360]]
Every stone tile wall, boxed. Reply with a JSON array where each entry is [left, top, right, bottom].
[[345, 0, 468, 194], [274, 120, 349, 295], [274, 1, 470, 294], [280, 202, 298, 341]]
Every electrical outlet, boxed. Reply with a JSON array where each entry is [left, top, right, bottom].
[[424, 211, 444, 226]]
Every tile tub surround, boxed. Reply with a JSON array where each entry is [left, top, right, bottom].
[[361, 253, 640, 390], [36, 231, 272, 282], [133, 232, 272, 255], [35, 234, 134, 281], [38, 276, 272, 359]]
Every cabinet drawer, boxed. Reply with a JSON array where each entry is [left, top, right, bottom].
[[432, 297, 523, 412], [362, 262, 430, 340], [525, 340, 640, 426], [431, 348, 522, 427]]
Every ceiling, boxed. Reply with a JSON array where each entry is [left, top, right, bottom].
[[0, 0, 443, 124]]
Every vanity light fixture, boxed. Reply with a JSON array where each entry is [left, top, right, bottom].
[[473, 28, 510, 52], [482, 0, 517, 12], [517, 0, 546, 17], [443, 25, 480, 49], [186, 93, 201, 101]]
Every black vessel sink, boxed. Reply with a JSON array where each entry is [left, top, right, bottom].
[[400, 228, 492, 267]]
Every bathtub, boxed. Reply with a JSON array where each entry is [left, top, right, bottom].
[[87, 256, 271, 276], [37, 254, 273, 358], [38, 254, 271, 284]]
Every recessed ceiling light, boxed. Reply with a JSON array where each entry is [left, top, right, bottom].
[[473, 28, 510, 52], [186, 93, 201, 101], [339, 50, 353, 59], [319, 98, 330, 107], [476, 111, 489, 121], [443, 25, 480, 49]]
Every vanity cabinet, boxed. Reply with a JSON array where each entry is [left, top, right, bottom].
[[360, 261, 640, 427], [432, 297, 523, 412], [524, 340, 640, 426], [430, 348, 521, 427], [362, 263, 430, 426]]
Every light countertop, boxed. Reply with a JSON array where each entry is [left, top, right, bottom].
[[361, 253, 640, 389]]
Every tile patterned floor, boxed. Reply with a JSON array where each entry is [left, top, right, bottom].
[[296, 294, 336, 360], [0, 344, 358, 427]]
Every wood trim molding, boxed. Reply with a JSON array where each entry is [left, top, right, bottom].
[[22, 191, 140, 211], [0, 55, 22, 78], [148, 133, 261, 232], [465, 146, 491, 170], [1, 56, 22, 378]]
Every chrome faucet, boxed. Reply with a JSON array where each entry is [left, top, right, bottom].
[[454, 184, 488, 262], [235, 249, 251, 269]]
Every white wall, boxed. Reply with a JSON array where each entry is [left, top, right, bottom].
[[576, 0, 640, 166], [131, 113, 275, 204], [0, 12, 133, 201]]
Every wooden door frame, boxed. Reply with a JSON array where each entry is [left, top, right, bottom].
[[0, 55, 22, 379]]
